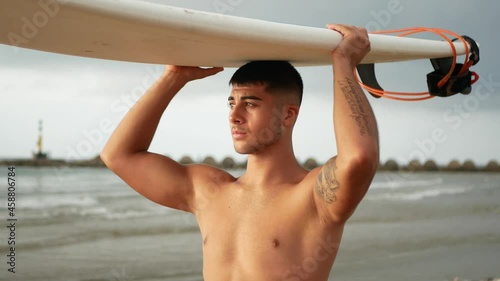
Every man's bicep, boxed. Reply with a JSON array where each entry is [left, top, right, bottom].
[[314, 156, 340, 205], [107, 152, 195, 212], [313, 156, 372, 223]]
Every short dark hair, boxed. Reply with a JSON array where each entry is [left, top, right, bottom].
[[229, 61, 303, 105]]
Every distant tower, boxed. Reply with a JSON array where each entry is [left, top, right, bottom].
[[33, 120, 48, 160]]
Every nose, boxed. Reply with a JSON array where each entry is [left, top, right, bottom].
[[229, 104, 244, 125]]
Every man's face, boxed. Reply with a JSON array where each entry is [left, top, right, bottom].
[[228, 84, 285, 154]]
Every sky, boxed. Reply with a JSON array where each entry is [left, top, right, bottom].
[[1, 0, 499, 166]]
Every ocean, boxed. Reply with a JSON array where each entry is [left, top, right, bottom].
[[1, 166, 499, 281]]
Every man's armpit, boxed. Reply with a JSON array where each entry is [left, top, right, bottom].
[[314, 156, 340, 204]]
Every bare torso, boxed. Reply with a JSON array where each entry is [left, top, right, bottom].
[[101, 25, 377, 281], [194, 168, 344, 281]]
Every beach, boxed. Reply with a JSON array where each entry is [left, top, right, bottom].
[[1, 166, 499, 281]]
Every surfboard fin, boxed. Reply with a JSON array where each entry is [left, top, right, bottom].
[[427, 35, 480, 97], [356, 64, 383, 98]]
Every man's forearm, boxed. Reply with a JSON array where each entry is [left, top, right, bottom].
[[332, 58, 379, 163], [102, 73, 186, 158]]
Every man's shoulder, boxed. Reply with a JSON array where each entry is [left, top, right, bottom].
[[185, 163, 237, 186], [300, 166, 323, 185]]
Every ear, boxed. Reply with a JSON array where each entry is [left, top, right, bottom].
[[283, 104, 299, 126]]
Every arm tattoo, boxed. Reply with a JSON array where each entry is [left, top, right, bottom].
[[338, 78, 373, 137], [315, 157, 339, 204]]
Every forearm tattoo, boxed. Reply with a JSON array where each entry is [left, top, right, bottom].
[[315, 157, 339, 204], [338, 78, 373, 137]]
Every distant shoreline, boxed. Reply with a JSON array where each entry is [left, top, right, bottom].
[[1, 156, 499, 173]]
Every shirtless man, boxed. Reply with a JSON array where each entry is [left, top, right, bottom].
[[101, 24, 379, 281]]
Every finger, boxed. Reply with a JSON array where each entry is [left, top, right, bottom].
[[206, 66, 224, 74], [326, 23, 343, 33], [327, 23, 348, 30], [356, 27, 369, 36], [326, 24, 356, 35], [199, 67, 224, 78]]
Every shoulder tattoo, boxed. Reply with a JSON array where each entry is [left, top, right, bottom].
[[314, 156, 340, 204]]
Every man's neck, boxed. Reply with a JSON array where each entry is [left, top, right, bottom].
[[240, 143, 307, 188]]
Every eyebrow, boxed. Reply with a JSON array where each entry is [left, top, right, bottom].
[[227, 95, 263, 101]]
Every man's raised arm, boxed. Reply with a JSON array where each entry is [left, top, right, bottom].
[[313, 25, 379, 223], [101, 66, 223, 212]]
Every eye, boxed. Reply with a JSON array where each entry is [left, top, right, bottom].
[[245, 102, 255, 107], [228, 102, 235, 109]]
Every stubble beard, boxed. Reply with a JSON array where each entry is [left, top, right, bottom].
[[234, 124, 283, 155]]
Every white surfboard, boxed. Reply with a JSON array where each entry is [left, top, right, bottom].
[[0, 0, 470, 67]]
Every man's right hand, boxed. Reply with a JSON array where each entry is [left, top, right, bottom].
[[163, 65, 224, 84]]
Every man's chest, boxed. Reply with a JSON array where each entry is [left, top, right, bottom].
[[195, 185, 318, 255]]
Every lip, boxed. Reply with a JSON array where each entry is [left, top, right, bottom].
[[232, 130, 247, 139]]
